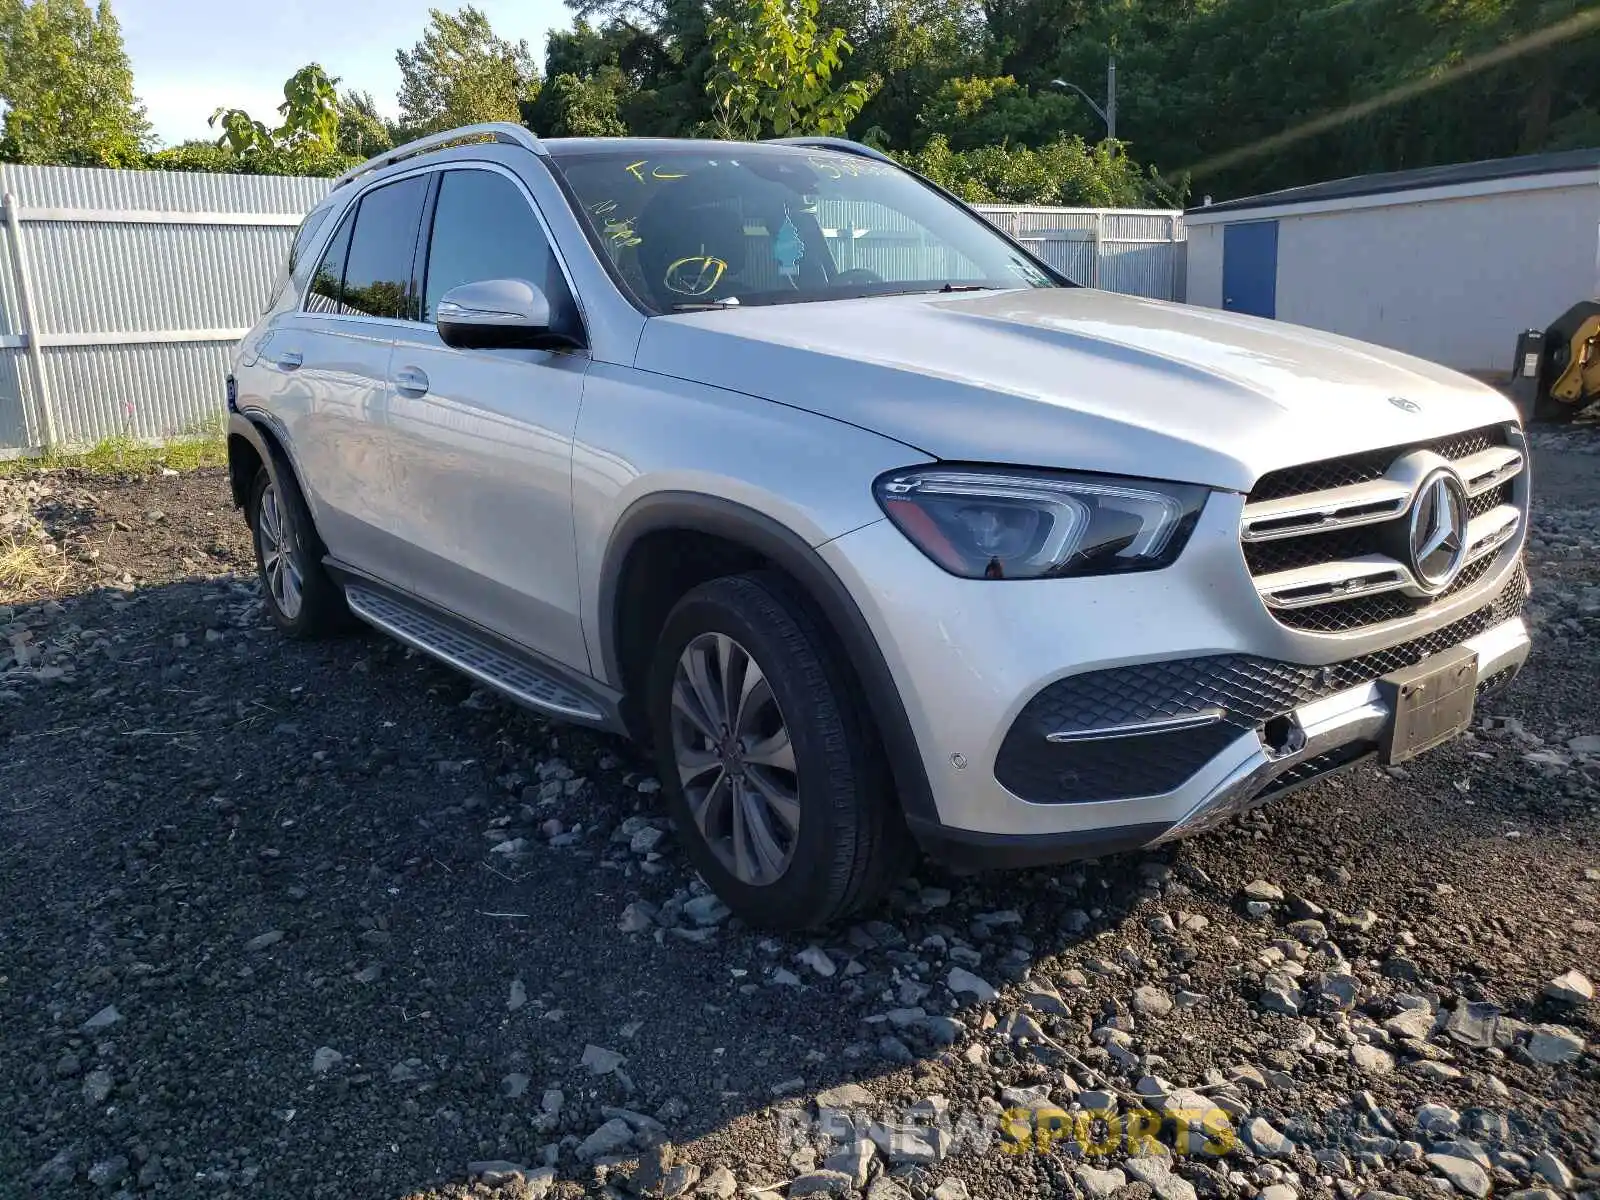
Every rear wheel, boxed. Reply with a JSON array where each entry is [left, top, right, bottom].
[[248, 467, 349, 638], [647, 572, 909, 929]]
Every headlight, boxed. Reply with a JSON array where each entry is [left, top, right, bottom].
[[874, 467, 1208, 580]]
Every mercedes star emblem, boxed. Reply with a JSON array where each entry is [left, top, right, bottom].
[[1407, 468, 1470, 590]]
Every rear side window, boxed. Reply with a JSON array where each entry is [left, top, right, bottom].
[[339, 175, 429, 320], [305, 211, 354, 314], [288, 205, 334, 279], [422, 169, 574, 329]]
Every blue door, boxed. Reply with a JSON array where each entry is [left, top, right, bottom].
[[1222, 220, 1278, 318]]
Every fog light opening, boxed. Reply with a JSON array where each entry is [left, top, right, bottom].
[[1261, 715, 1307, 759]]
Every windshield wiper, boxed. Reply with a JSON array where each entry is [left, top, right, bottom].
[[938, 283, 995, 292], [669, 297, 741, 311]]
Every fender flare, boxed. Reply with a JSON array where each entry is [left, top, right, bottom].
[[597, 492, 937, 826]]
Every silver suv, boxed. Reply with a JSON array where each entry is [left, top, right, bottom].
[[228, 123, 1531, 928]]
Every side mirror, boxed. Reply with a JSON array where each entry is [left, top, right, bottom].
[[435, 278, 582, 351]]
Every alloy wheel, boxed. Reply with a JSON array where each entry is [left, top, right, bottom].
[[257, 483, 304, 620], [669, 632, 801, 886]]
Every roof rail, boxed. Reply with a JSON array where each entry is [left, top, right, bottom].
[[766, 136, 896, 165], [331, 122, 544, 191]]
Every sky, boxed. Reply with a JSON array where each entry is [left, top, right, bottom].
[[116, 0, 570, 147]]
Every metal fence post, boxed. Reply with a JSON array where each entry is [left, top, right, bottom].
[[3, 192, 59, 452], [1091, 211, 1103, 288]]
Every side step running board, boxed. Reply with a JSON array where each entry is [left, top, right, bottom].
[[344, 583, 606, 723]]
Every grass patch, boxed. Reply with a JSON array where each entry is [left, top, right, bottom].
[[0, 430, 227, 478], [0, 530, 65, 603]]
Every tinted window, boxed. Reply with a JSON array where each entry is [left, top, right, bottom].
[[305, 210, 354, 314], [288, 205, 334, 278], [341, 176, 428, 319], [423, 170, 566, 324]]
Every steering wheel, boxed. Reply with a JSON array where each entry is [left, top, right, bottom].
[[830, 267, 884, 287]]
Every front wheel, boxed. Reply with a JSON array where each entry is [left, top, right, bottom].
[[647, 572, 909, 929]]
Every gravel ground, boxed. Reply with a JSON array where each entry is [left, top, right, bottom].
[[1, 429, 1596, 1200]]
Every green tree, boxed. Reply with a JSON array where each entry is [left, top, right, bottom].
[[704, 0, 876, 138], [396, 5, 539, 134], [526, 70, 629, 136], [336, 89, 397, 158], [196, 64, 354, 177], [900, 132, 1164, 206], [0, 0, 150, 166]]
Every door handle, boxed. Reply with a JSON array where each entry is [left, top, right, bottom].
[[277, 350, 303, 370], [394, 366, 430, 396]]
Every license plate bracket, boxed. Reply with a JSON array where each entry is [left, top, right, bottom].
[[1377, 646, 1478, 765]]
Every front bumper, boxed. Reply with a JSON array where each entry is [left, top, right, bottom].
[[818, 495, 1530, 867]]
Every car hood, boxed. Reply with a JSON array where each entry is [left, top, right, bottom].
[[632, 288, 1519, 492]]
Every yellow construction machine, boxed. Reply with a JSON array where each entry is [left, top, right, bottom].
[[1513, 301, 1600, 423]]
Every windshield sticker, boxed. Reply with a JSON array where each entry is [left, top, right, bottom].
[[664, 254, 728, 296], [774, 210, 804, 282], [624, 160, 688, 183]]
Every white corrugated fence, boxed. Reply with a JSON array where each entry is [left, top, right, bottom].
[[0, 163, 1186, 455]]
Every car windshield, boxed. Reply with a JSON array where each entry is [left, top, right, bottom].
[[547, 144, 1062, 313]]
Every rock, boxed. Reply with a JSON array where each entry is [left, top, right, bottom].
[[921, 1013, 966, 1045], [1244, 880, 1285, 902], [1245, 1117, 1294, 1159], [508, 978, 527, 1011], [1258, 984, 1303, 1016], [1531, 1150, 1573, 1190], [244, 929, 285, 951], [619, 901, 657, 933], [1133, 986, 1174, 1017], [502, 1072, 530, 1098], [1318, 974, 1361, 1011], [1411, 1061, 1463, 1083], [581, 1044, 625, 1074], [81, 1069, 113, 1104], [1505, 1191, 1560, 1200], [1075, 1165, 1128, 1199], [1385, 1006, 1436, 1040], [1525, 1024, 1584, 1065], [1445, 1001, 1500, 1049], [1543, 969, 1593, 1005], [54, 1051, 80, 1077], [823, 1140, 875, 1189], [816, 1082, 874, 1108], [700, 1165, 737, 1198], [1286, 919, 1328, 944], [81, 1005, 120, 1032], [788, 1169, 856, 1196], [1351, 1044, 1395, 1075], [1567, 734, 1600, 754], [867, 1180, 914, 1200], [1024, 985, 1072, 1017], [1426, 1154, 1491, 1198], [947, 967, 999, 1003], [932, 1182, 971, 1200], [1415, 1104, 1461, 1138], [310, 1046, 343, 1075], [87, 1155, 130, 1188], [682, 893, 730, 927], [1259, 1186, 1298, 1200], [1124, 1155, 1198, 1200], [868, 1120, 949, 1165], [630, 825, 665, 854], [797, 946, 837, 977], [577, 1117, 635, 1160]]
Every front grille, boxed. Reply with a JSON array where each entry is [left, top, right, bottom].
[[1243, 424, 1525, 634], [996, 566, 1525, 804]]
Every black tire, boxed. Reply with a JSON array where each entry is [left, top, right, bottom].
[[646, 571, 911, 929], [247, 466, 351, 638]]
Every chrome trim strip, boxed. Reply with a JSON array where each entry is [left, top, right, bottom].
[[1153, 616, 1530, 843], [1463, 505, 1520, 563], [1255, 555, 1411, 609], [1241, 478, 1413, 543], [1454, 446, 1525, 496], [1045, 708, 1226, 743]]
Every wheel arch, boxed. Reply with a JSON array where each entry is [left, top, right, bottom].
[[597, 492, 937, 827]]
